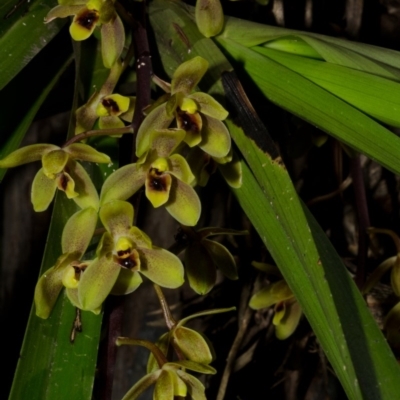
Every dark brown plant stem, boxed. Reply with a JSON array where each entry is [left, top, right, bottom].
[[350, 154, 370, 289], [62, 125, 133, 148], [131, 5, 152, 135], [96, 4, 153, 400], [153, 284, 177, 329]]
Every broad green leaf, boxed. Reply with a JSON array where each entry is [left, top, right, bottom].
[[9, 195, 102, 400], [149, 2, 400, 399], [0, 0, 66, 89]]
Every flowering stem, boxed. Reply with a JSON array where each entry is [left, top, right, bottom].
[[62, 126, 133, 148], [153, 284, 177, 330], [116, 337, 168, 367]]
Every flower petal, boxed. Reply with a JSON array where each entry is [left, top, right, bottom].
[[176, 370, 207, 400], [391, 256, 400, 297], [145, 172, 172, 208], [128, 226, 152, 248], [0, 144, 58, 168], [384, 302, 400, 349], [64, 143, 111, 164], [111, 268, 143, 295], [99, 115, 125, 130], [249, 280, 294, 310], [165, 179, 201, 226], [42, 149, 69, 178], [68, 160, 99, 210], [136, 103, 174, 157], [274, 300, 302, 340], [78, 256, 121, 311], [189, 92, 228, 120], [121, 370, 161, 400], [101, 14, 125, 68], [173, 326, 213, 364], [139, 247, 184, 288], [171, 57, 209, 95], [199, 115, 231, 158], [177, 110, 203, 147], [56, 171, 78, 199], [97, 94, 130, 116], [44, 5, 84, 23], [120, 97, 136, 122], [100, 163, 146, 206], [34, 252, 79, 319], [31, 169, 57, 212], [195, 0, 224, 38], [185, 242, 216, 295], [70, 8, 99, 41], [173, 361, 216, 375], [62, 207, 98, 255], [168, 154, 195, 185], [100, 200, 133, 236], [202, 239, 238, 280], [150, 129, 186, 158], [154, 370, 174, 400], [218, 154, 242, 188], [186, 148, 215, 187]]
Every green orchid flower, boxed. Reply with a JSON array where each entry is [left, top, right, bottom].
[[74, 61, 134, 134], [173, 226, 246, 295], [34, 207, 98, 318], [187, 146, 242, 189], [136, 56, 231, 161], [45, 0, 125, 68], [147, 307, 235, 375], [249, 262, 302, 340], [100, 129, 201, 226], [95, 93, 135, 129], [70, 200, 185, 312], [0, 143, 109, 211], [117, 338, 216, 400], [384, 302, 400, 353]]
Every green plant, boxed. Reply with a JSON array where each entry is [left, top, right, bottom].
[[2, 0, 400, 399]]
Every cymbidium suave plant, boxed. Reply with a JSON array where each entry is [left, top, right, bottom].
[[0, 5, 244, 394]]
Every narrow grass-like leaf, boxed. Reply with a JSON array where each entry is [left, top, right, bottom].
[[252, 46, 400, 127], [221, 16, 400, 78], [215, 37, 400, 175], [0, 0, 66, 90], [149, 2, 400, 398]]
